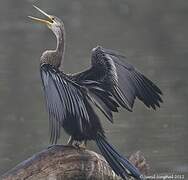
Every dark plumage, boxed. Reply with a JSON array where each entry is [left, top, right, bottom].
[[29, 6, 163, 180]]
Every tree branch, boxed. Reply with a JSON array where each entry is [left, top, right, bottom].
[[2, 145, 149, 180]]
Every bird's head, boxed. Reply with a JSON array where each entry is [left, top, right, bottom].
[[28, 5, 64, 38]]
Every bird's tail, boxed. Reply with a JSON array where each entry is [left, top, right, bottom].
[[95, 133, 142, 180]]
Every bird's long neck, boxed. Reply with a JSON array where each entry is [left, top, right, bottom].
[[54, 26, 65, 67], [40, 26, 65, 68]]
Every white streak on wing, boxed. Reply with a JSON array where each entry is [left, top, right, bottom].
[[105, 54, 118, 83]]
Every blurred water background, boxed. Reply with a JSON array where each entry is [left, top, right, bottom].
[[0, 0, 187, 177]]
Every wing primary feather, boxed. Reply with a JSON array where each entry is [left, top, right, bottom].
[[128, 72, 151, 108], [132, 71, 162, 105], [138, 73, 163, 102], [131, 72, 158, 109]]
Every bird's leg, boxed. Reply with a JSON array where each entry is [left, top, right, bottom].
[[77, 140, 87, 149], [67, 137, 87, 149], [67, 136, 74, 146], [67, 137, 80, 148]]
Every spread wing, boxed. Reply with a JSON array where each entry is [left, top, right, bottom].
[[41, 46, 163, 142], [40, 64, 95, 143], [72, 46, 163, 112], [40, 63, 120, 143]]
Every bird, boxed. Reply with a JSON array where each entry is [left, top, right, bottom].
[[29, 5, 163, 180]]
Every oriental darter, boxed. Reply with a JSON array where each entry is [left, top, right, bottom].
[[29, 5, 163, 180]]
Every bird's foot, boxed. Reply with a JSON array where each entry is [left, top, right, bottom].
[[78, 142, 87, 150], [66, 136, 87, 150], [74, 141, 87, 150]]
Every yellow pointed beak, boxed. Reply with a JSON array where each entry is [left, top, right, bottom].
[[28, 5, 53, 26]]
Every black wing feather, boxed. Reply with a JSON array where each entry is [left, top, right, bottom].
[[102, 47, 163, 109], [72, 46, 163, 114], [40, 64, 91, 143]]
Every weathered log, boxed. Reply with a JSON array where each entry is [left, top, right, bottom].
[[2, 145, 149, 180]]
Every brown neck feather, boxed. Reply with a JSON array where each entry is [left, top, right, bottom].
[[40, 25, 65, 68]]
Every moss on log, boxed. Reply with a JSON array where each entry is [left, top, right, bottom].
[[2, 145, 149, 180]]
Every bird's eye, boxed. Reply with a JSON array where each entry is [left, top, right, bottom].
[[51, 17, 55, 21]]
